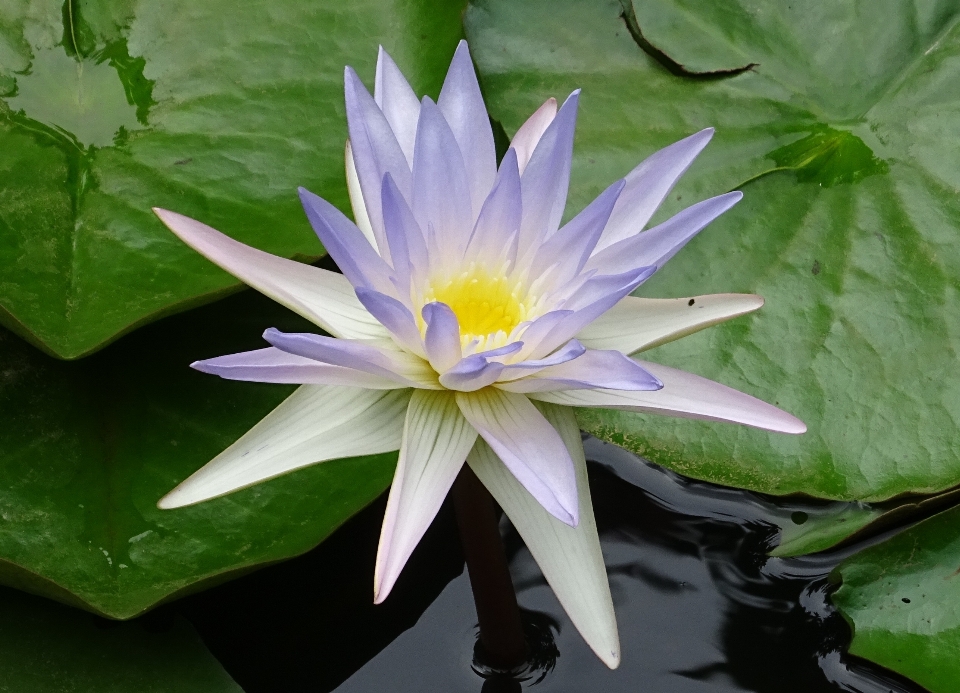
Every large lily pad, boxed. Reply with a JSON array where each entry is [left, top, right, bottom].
[[0, 0, 465, 359], [0, 287, 397, 619], [466, 0, 960, 501], [832, 503, 960, 693], [0, 586, 242, 691]]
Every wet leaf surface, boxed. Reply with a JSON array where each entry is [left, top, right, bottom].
[[0, 285, 397, 618], [465, 0, 960, 502], [833, 503, 960, 693], [0, 585, 241, 691], [0, 0, 465, 358]]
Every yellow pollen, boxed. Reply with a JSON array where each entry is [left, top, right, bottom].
[[423, 265, 530, 347]]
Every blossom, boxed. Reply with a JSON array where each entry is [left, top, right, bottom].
[[152, 41, 804, 668]]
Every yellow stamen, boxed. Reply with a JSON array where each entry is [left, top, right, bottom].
[[421, 263, 534, 349]]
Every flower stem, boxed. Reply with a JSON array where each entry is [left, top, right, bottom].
[[452, 464, 529, 671]]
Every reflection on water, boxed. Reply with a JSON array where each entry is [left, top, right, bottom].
[[179, 437, 926, 693]]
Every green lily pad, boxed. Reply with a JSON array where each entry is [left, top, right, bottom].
[[832, 503, 960, 693], [0, 287, 397, 619], [771, 504, 884, 558], [0, 0, 465, 359], [0, 586, 242, 692], [771, 485, 960, 557], [466, 0, 960, 501]]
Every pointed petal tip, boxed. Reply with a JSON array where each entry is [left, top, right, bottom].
[[602, 649, 621, 669], [786, 418, 807, 435], [156, 489, 186, 511], [372, 581, 389, 605]]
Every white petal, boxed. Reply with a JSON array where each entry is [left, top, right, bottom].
[[510, 98, 557, 175], [153, 209, 388, 341], [467, 402, 620, 668], [158, 386, 410, 509], [576, 294, 765, 354], [456, 388, 578, 525], [345, 140, 377, 249], [374, 390, 478, 603], [529, 360, 807, 434]]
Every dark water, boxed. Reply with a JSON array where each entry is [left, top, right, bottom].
[[176, 437, 927, 693]]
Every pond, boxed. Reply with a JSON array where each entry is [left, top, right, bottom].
[[169, 437, 925, 693]]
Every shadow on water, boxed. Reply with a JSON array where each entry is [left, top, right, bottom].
[[175, 437, 928, 693]]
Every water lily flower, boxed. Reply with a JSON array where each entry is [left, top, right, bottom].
[[153, 41, 804, 668]]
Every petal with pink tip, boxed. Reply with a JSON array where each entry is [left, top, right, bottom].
[[510, 98, 557, 175]]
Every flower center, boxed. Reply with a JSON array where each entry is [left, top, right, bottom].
[[425, 264, 533, 348]]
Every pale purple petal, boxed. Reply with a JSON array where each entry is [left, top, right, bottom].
[[468, 403, 620, 668], [159, 387, 410, 509], [531, 266, 657, 359], [456, 389, 579, 526], [517, 91, 579, 257], [354, 288, 426, 358], [596, 128, 715, 251], [438, 341, 524, 391], [152, 209, 387, 341], [422, 302, 462, 372], [374, 390, 477, 603], [512, 310, 574, 361], [576, 294, 764, 355], [192, 347, 404, 389], [499, 349, 663, 393], [412, 98, 473, 261], [529, 360, 807, 434], [439, 353, 505, 391], [374, 47, 420, 165], [586, 192, 742, 276], [438, 40, 497, 216], [381, 173, 430, 287], [298, 187, 396, 296], [474, 342, 524, 360], [464, 148, 522, 266], [510, 98, 557, 175], [497, 339, 586, 382], [560, 265, 657, 313], [263, 328, 437, 388], [345, 66, 412, 252], [528, 178, 625, 286]]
